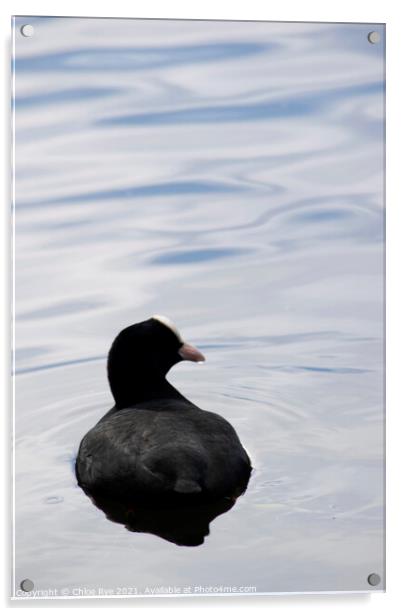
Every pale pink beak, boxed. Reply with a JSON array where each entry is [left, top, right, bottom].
[[178, 342, 205, 363]]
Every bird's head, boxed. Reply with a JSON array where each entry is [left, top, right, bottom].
[[107, 315, 205, 407]]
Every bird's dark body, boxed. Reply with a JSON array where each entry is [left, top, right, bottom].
[[76, 399, 251, 503]]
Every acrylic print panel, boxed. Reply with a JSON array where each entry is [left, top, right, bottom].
[[12, 16, 385, 599]]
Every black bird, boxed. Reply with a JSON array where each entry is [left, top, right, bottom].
[[75, 315, 252, 504]]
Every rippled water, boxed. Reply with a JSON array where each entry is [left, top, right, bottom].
[[12, 17, 385, 597]]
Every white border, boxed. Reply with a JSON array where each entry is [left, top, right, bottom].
[[2, 1, 401, 613], [10, 15, 15, 603]]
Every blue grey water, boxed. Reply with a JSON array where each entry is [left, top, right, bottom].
[[13, 17, 385, 597]]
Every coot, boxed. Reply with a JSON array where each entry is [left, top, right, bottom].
[[75, 316, 252, 503]]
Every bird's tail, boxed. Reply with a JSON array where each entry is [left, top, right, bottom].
[[173, 478, 202, 494], [141, 445, 206, 495]]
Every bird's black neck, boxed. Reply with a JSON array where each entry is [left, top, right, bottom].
[[107, 366, 187, 410]]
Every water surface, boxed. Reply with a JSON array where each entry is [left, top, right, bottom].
[[13, 17, 385, 597]]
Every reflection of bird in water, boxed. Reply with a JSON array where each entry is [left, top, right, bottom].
[[83, 491, 239, 546], [75, 315, 252, 538]]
